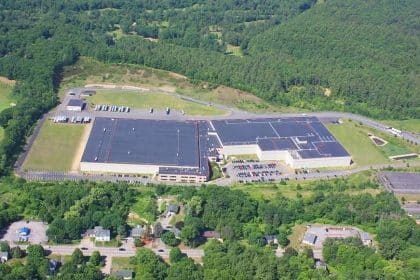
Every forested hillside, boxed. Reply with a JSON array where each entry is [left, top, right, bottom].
[[0, 0, 418, 173]]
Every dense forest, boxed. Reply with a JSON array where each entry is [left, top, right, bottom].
[[0, 0, 418, 172], [0, 177, 419, 279]]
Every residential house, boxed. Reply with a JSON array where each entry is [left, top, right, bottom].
[[86, 226, 111, 242], [203, 231, 222, 242], [131, 225, 145, 239], [48, 259, 60, 275], [166, 204, 180, 215], [263, 235, 278, 245]]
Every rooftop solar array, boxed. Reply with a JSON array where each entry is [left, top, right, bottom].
[[211, 117, 349, 158], [82, 118, 200, 167]]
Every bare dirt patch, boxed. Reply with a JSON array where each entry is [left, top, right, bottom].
[[0, 76, 15, 86], [71, 123, 92, 172]]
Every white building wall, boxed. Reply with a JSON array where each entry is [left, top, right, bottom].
[[258, 150, 290, 161], [289, 156, 351, 169], [222, 144, 259, 156], [66, 106, 82, 112], [80, 162, 160, 174]]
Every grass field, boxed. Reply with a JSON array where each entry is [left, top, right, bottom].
[[131, 195, 157, 223], [86, 90, 225, 116], [231, 171, 380, 200], [22, 122, 86, 171], [0, 79, 15, 112], [384, 119, 420, 134], [327, 120, 389, 165], [61, 57, 299, 113], [111, 257, 135, 274]]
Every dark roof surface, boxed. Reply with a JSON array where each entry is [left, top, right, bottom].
[[211, 117, 349, 159], [67, 99, 84, 107], [258, 138, 297, 151], [82, 118, 200, 167]]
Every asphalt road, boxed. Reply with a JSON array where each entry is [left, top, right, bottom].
[[15, 86, 419, 185]]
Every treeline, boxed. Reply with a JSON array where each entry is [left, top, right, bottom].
[[0, 0, 418, 172], [0, 179, 136, 243], [0, 245, 104, 280]]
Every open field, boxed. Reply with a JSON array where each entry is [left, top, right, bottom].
[[86, 90, 225, 116], [384, 119, 420, 134], [0, 78, 15, 112], [61, 57, 297, 113], [22, 122, 87, 171], [327, 121, 389, 165], [111, 257, 135, 274], [327, 120, 419, 166], [231, 170, 381, 200]]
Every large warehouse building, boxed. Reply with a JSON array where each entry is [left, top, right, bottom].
[[80, 116, 351, 182], [210, 117, 351, 169], [80, 118, 210, 183]]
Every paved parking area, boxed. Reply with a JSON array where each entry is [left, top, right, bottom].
[[226, 160, 291, 183], [1, 220, 48, 245]]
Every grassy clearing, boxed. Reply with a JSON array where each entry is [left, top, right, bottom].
[[111, 257, 135, 273], [95, 239, 122, 247], [0, 78, 15, 112], [22, 122, 86, 171], [289, 224, 307, 250], [131, 195, 157, 223], [384, 119, 420, 134], [226, 44, 243, 57], [231, 170, 380, 200], [327, 120, 389, 165], [86, 90, 225, 116], [61, 57, 299, 113]]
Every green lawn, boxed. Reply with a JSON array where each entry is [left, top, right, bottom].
[[0, 79, 15, 112], [86, 90, 226, 116], [22, 122, 86, 171], [131, 195, 157, 223], [231, 171, 380, 200], [327, 120, 390, 166], [384, 119, 420, 134], [111, 257, 135, 274]]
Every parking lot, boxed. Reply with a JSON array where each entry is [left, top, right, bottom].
[[226, 160, 291, 183], [1, 220, 48, 245]]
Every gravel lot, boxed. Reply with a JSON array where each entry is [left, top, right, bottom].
[[1, 220, 48, 245]]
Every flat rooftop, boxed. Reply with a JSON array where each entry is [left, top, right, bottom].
[[82, 118, 200, 167], [67, 99, 84, 107], [211, 117, 349, 158]]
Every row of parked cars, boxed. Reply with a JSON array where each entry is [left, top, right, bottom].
[[94, 104, 130, 113]]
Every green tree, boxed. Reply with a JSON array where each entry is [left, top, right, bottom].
[[161, 231, 180, 247]]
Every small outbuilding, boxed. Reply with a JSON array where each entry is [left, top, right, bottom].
[[360, 232, 372, 246], [66, 99, 84, 111], [302, 232, 317, 246], [166, 204, 180, 215]]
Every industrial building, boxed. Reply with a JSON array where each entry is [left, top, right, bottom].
[[80, 118, 210, 183], [66, 99, 84, 111], [80, 116, 351, 182], [210, 117, 351, 169]]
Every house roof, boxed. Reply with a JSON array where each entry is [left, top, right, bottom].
[[360, 232, 371, 241], [131, 225, 145, 237], [263, 235, 277, 243], [89, 226, 110, 238], [303, 232, 317, 244], [167, 204, 180, 213]]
